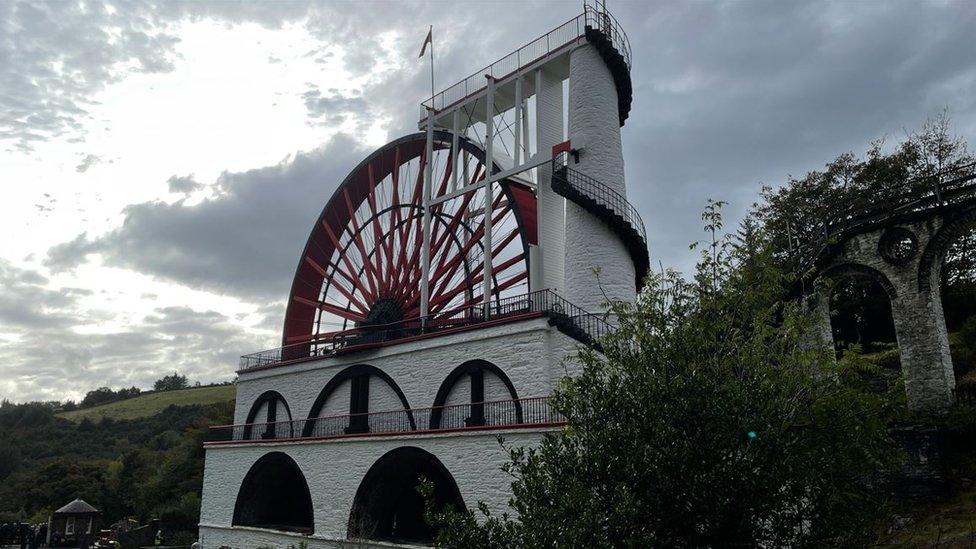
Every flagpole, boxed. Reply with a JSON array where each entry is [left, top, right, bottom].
[[428, 26, 435, 107], [420, 25, 434, 325]]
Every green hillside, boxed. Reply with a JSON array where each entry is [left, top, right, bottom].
[[57, 384, 236, 422]]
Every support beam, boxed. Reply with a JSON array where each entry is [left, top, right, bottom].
[[450, 109, 460, 192], [428, 150, 550, 206], [514, 76, 522, 166], [420, 108, 434, 320], [482, 75, 496, 314]]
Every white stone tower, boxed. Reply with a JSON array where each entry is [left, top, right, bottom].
[[565, 37, 637, 310], [198, 3, 645, 547]]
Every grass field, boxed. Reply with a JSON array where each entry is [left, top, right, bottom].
[[57, 384, 236, 422]]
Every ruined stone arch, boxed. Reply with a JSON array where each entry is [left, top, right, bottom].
[[233, 452, 314, 533], [818, 262, 898, 301], [917, 205, 976, 292]]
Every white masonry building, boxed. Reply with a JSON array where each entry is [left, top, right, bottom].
[[199, 2, 646, 547]]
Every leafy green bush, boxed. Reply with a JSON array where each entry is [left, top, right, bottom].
[[430, 204, 900, 547]]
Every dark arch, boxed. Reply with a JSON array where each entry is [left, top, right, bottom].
[[303, 364, 415, 437], [918, 205, 976, 292], [818, 262, 898, 301], [347, 447, 465, 544], [818, 262, 900, 356], [243, 390, 294, 440], [429, 360, 521, 429], [233, 452, 314, 534]]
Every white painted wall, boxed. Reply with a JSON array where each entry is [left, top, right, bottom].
[[233, 318, 580, 427], [564, 43, 636, 311], [534, 67, 567, 294], [199, 429, 549, 548]]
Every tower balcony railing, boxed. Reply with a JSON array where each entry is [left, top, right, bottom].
[[552, 152, 647, 246], [205, 396, 563, 444], [419, 1, 631, 120], [238, 289, 614, 373], [551, 151, 649, 288]]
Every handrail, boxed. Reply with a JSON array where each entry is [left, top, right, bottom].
[[206, 396, 563, 443], [791, 162, 976, 273], [418, 1, 631, 121], [552, 152, 647, 247], [239, 289, 614, 373]]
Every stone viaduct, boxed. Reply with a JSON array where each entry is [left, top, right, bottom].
[[803, 165, 976, 412]]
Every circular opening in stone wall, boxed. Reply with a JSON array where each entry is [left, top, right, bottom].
[[878, 227, 919, 265]]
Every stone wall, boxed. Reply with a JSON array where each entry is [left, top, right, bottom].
[[816, 218, 956, 411], [199, 429, 548, 548]]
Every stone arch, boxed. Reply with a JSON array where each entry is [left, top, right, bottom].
[[347, 447, 465, 544], [819, 262, 898, 301], [242, 390, 294, 440], [303, 364, 415, 437], [232, 452, 314, 533], [918, 205, 976, 292], [429, 360, 522, 429], [815, 262, 899, 354]]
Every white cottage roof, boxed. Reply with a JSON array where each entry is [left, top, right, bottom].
[[54, 499, 99, 514]]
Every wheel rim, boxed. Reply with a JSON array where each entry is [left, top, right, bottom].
[[283, 131, 537, 346]]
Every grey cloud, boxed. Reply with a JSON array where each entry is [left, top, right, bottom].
[[167, 174, 204, 194], [36, 0, 976, 289], [0, 1, 183, 152], [0, 260, 257, 402], [0, 259, 74, 329], [75, 153, 101, 173], [301, 84, 371, 128], [45, 133, 369, 301]]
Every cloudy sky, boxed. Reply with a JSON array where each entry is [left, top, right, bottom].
[[1, 0, 975, 403]]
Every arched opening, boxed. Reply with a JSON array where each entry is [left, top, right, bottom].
[[348, 447, 464, 544], [303, 364, 415, 437], [822, 264, 902, 394], [233, 452, 314, 533], [932, 216, 976, 391], [430, 360, 521, 429], [243, 391, 293, 440]]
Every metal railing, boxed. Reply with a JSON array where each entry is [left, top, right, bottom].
[[790, 162, 976, 274], [824, 162, 976, 236], [239, 289, 614, 372], [552, 152, 647, 247], [206, 396, 562, 443], [419, 1, 631, 120]]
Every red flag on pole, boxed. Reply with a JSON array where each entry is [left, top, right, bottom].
[[418, 25, 432, 58]]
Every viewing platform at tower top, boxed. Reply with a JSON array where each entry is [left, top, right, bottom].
[[417, 1, 632, 130]]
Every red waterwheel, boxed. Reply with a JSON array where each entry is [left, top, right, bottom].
[[283, 131, 538, 347]]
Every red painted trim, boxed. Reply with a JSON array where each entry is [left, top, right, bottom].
[[552, 140, 572, 158]]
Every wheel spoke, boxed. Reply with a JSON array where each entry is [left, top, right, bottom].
[[293, 295, 367, 322], [286, 134, 533, 346], [343, 189, 380, 301]]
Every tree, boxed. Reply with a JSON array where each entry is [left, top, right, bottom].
[[154, 373, 189, 392], [751, 112, 975, 342], [431, 206, 899, 547]]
